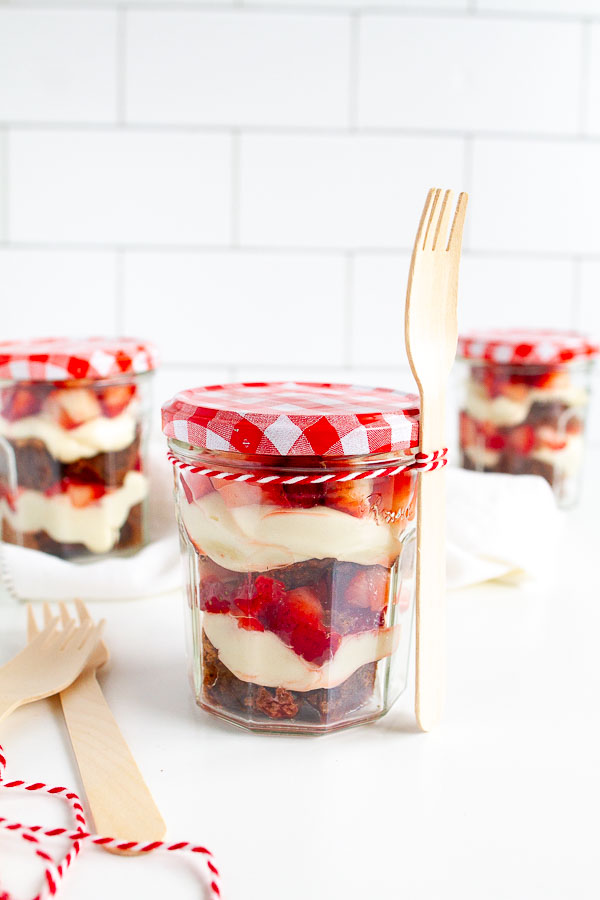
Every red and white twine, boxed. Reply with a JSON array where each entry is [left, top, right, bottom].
[[0, 744, 220, 900], [167, 448, 448, 484]]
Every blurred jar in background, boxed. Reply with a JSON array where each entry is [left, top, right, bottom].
[[457, 330, 598, 508], [0, 337, 156, 559]]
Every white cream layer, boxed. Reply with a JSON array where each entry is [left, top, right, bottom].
[[462, 444, 502, 469], [531, 433, 584, 476], [465, 379, 587, 428], [182, 491, 403, 572], [0, 407, 138, 463], [0, 470, 148, 553], [203, 612, 400, 691]]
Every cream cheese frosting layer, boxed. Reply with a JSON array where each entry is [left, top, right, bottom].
[[465, 380, 587, 428], [181, 491, 403, 572], [0, 471, 148, 553], [462, 444, 502, 469], [0, 407, 138, 463], [203, 612, 400, 691], [531, 433, 584, 475]]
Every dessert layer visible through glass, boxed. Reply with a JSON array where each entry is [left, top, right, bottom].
[[169, 443, 418, 734], [459, 360, 592, 507], [0, 373, 152, 559]]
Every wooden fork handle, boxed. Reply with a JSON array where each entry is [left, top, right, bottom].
[[414, 466, 447, 732], [59, 670, 166, 843]]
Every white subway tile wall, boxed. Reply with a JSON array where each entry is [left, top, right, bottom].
[[0, 1, 599, 446]]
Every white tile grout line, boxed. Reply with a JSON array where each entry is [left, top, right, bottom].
[[116, 8, 127, 126], [6, 4, 600, 25], [347, 11, 360, 130], [230, 130, 241, 248], [0, 128, 7, 243], [343, 252, 354, 367], [4, 122, 600, 144]]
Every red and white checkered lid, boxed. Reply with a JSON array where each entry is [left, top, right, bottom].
[[162, 382, 420, 457], [0, 336, 157, 382], [458, 329, 599, 366]]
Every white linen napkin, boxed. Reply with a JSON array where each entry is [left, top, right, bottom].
[[0, 457, 561, 604]]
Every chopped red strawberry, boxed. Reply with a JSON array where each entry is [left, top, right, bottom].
[[325, 478, 373, 518], [1, 386, 44, 422], [261, 586, 323, 636], [97, 384, 136, 418], [212, 479, 265, 508], [459, 411, 478, 447], [346, 566, 390, 612], [236, 616, 265, 632], [180, 470, 214, 504], [203, 594, 230, 614], [45, 388, 101, 429], [536, 426, 567, 451], [531, 369, 566, 390], [283, 482, 324, 509], [64, 481, 106, 508], [289, 622, 331, 664], [508, 424, 536, 455]]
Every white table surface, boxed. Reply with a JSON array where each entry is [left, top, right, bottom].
[[1, 458, 599, 900]]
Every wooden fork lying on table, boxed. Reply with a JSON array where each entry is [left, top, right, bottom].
[[0, 615, 103, 722], [28, 601, 166, 844]]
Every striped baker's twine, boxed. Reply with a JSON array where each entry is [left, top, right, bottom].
[[0, 743, 220, 900], [167, 447, 448, 484]]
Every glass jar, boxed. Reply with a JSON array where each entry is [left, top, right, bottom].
[[457, 330, 598, 508], [162, 382, 425, 735], [0, 337, 156, 559]]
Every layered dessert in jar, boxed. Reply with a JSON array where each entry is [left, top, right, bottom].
[[0, 337, 155, 558], [162, 382, 423, 734], [458, 330, 598, 507]]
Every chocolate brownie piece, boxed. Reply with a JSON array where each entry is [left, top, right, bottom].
[[201, 631, 376, 726], [8, 432, 141, 492], [1, 501, 144, 559], [461, 449, 556, 489], [524, 401, 578, 429]]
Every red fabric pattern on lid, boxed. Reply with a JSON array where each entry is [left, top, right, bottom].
[[0, 337, 157, 382], [458, 329, 599, 366], [161, 382, 420, 457]]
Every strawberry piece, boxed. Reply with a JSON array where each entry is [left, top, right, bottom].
[[531, 369, 565, 390], [1, 386, 44, 422], [97, 384, 136, 418], [283, 482, 324, 509], [203, 594, 230, 614], [499, 382, 529, 403], [325, 479, 373, 518], [45, 388, 102, 429], [65, 481, 106, 508], [237, 616, 265, 632], [346, 566, 390, 612], [180, 470, 213, 504], [261, 586, 323, 636], [288, 622, 329, 664], [536, 426, 567, 451], [508, 425, 536, 455], [212, 479, 265, 508], [459, 411, 478, 447]]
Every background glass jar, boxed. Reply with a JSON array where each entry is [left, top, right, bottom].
[[457, 337, 597, 508], [0, 338, 155, 560], [167, 443, 419, 735]]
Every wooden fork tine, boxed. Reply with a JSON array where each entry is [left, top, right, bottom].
[[74, 598, 91, 625], [57, 620, 78, 650], [58, 601, 72, 628], [422, 188, 442, 250], [26, 604, 40, 640], [433, 189, 453, 251], [447, 191, 468, 252], [43, 602, 53, 627], [415, 188, 439, 249]]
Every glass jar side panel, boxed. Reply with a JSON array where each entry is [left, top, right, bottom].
[[0, 373, 152, 559], [457, 360, 592, 508], [173, 460, 417, 734]]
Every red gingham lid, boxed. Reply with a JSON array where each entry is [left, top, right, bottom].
[[458, 329, 599, 366], [161, 382, 420, 457], [0, 337, 157, 382]]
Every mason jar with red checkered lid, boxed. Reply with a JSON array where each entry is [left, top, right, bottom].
[[162, 380, 446, 735], [0, 336, 156, 560], [457, 329, 599, 507]]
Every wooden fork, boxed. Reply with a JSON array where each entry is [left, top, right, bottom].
[[0, 615, 103, 722], [28, 601, 166, 844], [405, 188, 468, 732]]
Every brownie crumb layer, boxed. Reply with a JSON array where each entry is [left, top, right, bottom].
[[7, 432, 141, 492], [201, 631, 377, 725], [1, 501, 144, 560]]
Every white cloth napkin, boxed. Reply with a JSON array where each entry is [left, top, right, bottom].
[[0, 457, 561, 604]]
